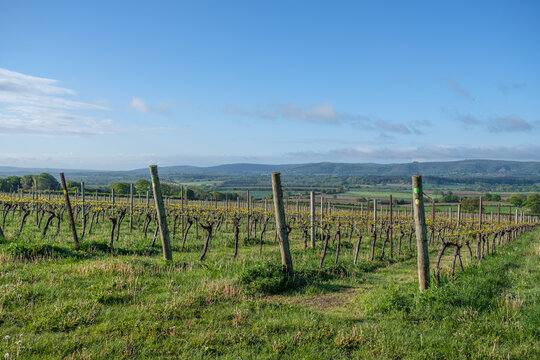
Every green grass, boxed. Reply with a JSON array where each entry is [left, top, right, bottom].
[[0, 212, 538, 359], [342, 189, 411, 200]]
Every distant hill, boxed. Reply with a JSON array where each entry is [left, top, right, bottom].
[[125, 160, 540, 177], [1, 160, 540, 187]]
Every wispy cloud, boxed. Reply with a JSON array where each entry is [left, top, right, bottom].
[[135, 126, 188, 132], [444, 108, 505, 131], [0, 67, 113, 136], [375, 120, 411, 134], [129, 97, 148, 113], [225, 105, 278, 120], [446, 78, 473, 101], [128, 97, 176, 114], [498, 82, 525, 96], [278, 102, 338, 123], [225, 102, 369, 125], [488, 116, 532, 133]]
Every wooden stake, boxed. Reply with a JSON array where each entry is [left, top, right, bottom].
[[412, 175, 430, 291], [247, 190, 250, 240], [81, 182, 85, 234], [479, 196, 483, 229], [60, 173, 80, 251], [271, 172, 294, 277], [389, 194, 393, 259], [310, 191, 315, 248], [129, 183, 134, 232], [149, 165, 172, 260]]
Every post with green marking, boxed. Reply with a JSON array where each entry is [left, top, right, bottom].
[[149, 165, 172, 260], [412, 175, 430, 291]]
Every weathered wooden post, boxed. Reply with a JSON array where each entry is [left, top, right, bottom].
[[81, 182, 85, 234], [60, 173, 80, 251], [320, 195, 324, 240], [431, 201, 435, 225], [129, 183, 134, 232], [149, 165, 172, 260], [389, 194, 393, 259], [479, 196, 483, 229], [497, 203, 501, 225], [412, 175, 430, 291], [373, 199, 377, 224], [457, 203, 461, 226], [271, 172, 294, 277], [310, 191, 315, 248], [246, 190, 251, 240], [180, 184, 185, 235]]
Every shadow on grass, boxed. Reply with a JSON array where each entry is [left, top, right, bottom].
[[237, 257, 414, 296], [1, 239, 162, 261]]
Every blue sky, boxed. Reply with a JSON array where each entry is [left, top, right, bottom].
[[1, 0, 539, 170]]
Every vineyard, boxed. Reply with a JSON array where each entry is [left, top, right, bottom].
[[0, 173, 539, 359]]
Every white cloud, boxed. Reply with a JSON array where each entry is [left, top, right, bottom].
[[128, 97, 148, 113], [0, 67, 113, 136], [226, 102, 368, 125]]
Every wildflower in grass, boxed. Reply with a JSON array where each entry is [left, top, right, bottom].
[[3, 335, 9, 340], [3, 353, 8, 359]]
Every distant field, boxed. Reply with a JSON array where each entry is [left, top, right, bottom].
[[342, 189, 411, 200], [178, 180, 224, 186]]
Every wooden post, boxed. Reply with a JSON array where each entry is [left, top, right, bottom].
[[373, 199, 377, 225], [81, 182, 85, 233], [497, 203, 501, 225], [180, 185, 185, 236], [389, 194, 393, 259], [310, 191, 315, 248], [60, 173, 80, 251], [457, 204, 461, 226], [431, 201, 435, 225], [320, 195, 324, 240], [271, 172, 294, 276], [412, 175, 430, 291], [129, 183, 134, 232], [479, 196, 483, 229], [149, 165, 172, 260], [246, 190, 250, 240]]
